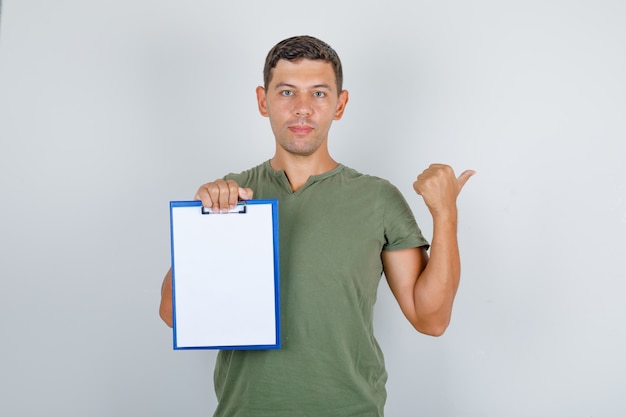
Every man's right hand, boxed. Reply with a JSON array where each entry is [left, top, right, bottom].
[[194, 179, 254, 213]]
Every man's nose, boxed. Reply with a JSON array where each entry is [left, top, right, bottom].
[[294, 96, 312, 116]]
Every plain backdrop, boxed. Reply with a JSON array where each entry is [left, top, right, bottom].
[[1, 1, 625, 416]]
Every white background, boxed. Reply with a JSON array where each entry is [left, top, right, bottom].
[[1, 1, 625, 416]]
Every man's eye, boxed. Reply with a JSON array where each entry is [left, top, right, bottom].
[[281, 90, 294, 97], [313, 91, 326, 98]]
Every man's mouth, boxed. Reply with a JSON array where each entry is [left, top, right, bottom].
[[288, 125, 314, 135]]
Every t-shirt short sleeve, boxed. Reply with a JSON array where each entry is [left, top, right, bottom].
[[382, 182, 430, 251]]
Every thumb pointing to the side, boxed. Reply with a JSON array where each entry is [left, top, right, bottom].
[[457, 170, 476, 192]]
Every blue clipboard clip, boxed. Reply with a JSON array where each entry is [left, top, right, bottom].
[[201, 201, 247, 215]]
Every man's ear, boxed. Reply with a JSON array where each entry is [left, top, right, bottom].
[[333, 90, 349, 120], [256, 86, 269, 117]]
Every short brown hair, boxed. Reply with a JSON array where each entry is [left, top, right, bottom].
[[263, 35, 343, 93]]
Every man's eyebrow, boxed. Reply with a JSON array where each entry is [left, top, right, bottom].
[[273, 82, 296, 90], [312, 84, 333, 90]]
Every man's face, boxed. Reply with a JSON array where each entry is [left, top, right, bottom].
[[256, 59, 348, 158]]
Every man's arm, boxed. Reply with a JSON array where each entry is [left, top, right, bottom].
[[383, 164, 474, 336], [159, 268, 173, 328]]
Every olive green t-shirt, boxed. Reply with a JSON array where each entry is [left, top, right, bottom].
[[213, 161, 428, 417]]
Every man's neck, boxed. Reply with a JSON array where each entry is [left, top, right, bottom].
[[270, 153, 338, 192]]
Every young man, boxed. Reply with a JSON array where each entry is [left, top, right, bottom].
[[160, 35, 474, 416]]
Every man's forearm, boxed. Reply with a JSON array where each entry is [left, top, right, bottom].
[[159, 269, 174, 328], [413, 212, 460, 335]]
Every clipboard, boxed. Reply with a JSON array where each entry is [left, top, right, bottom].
[[169, 199, 280, 350]]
